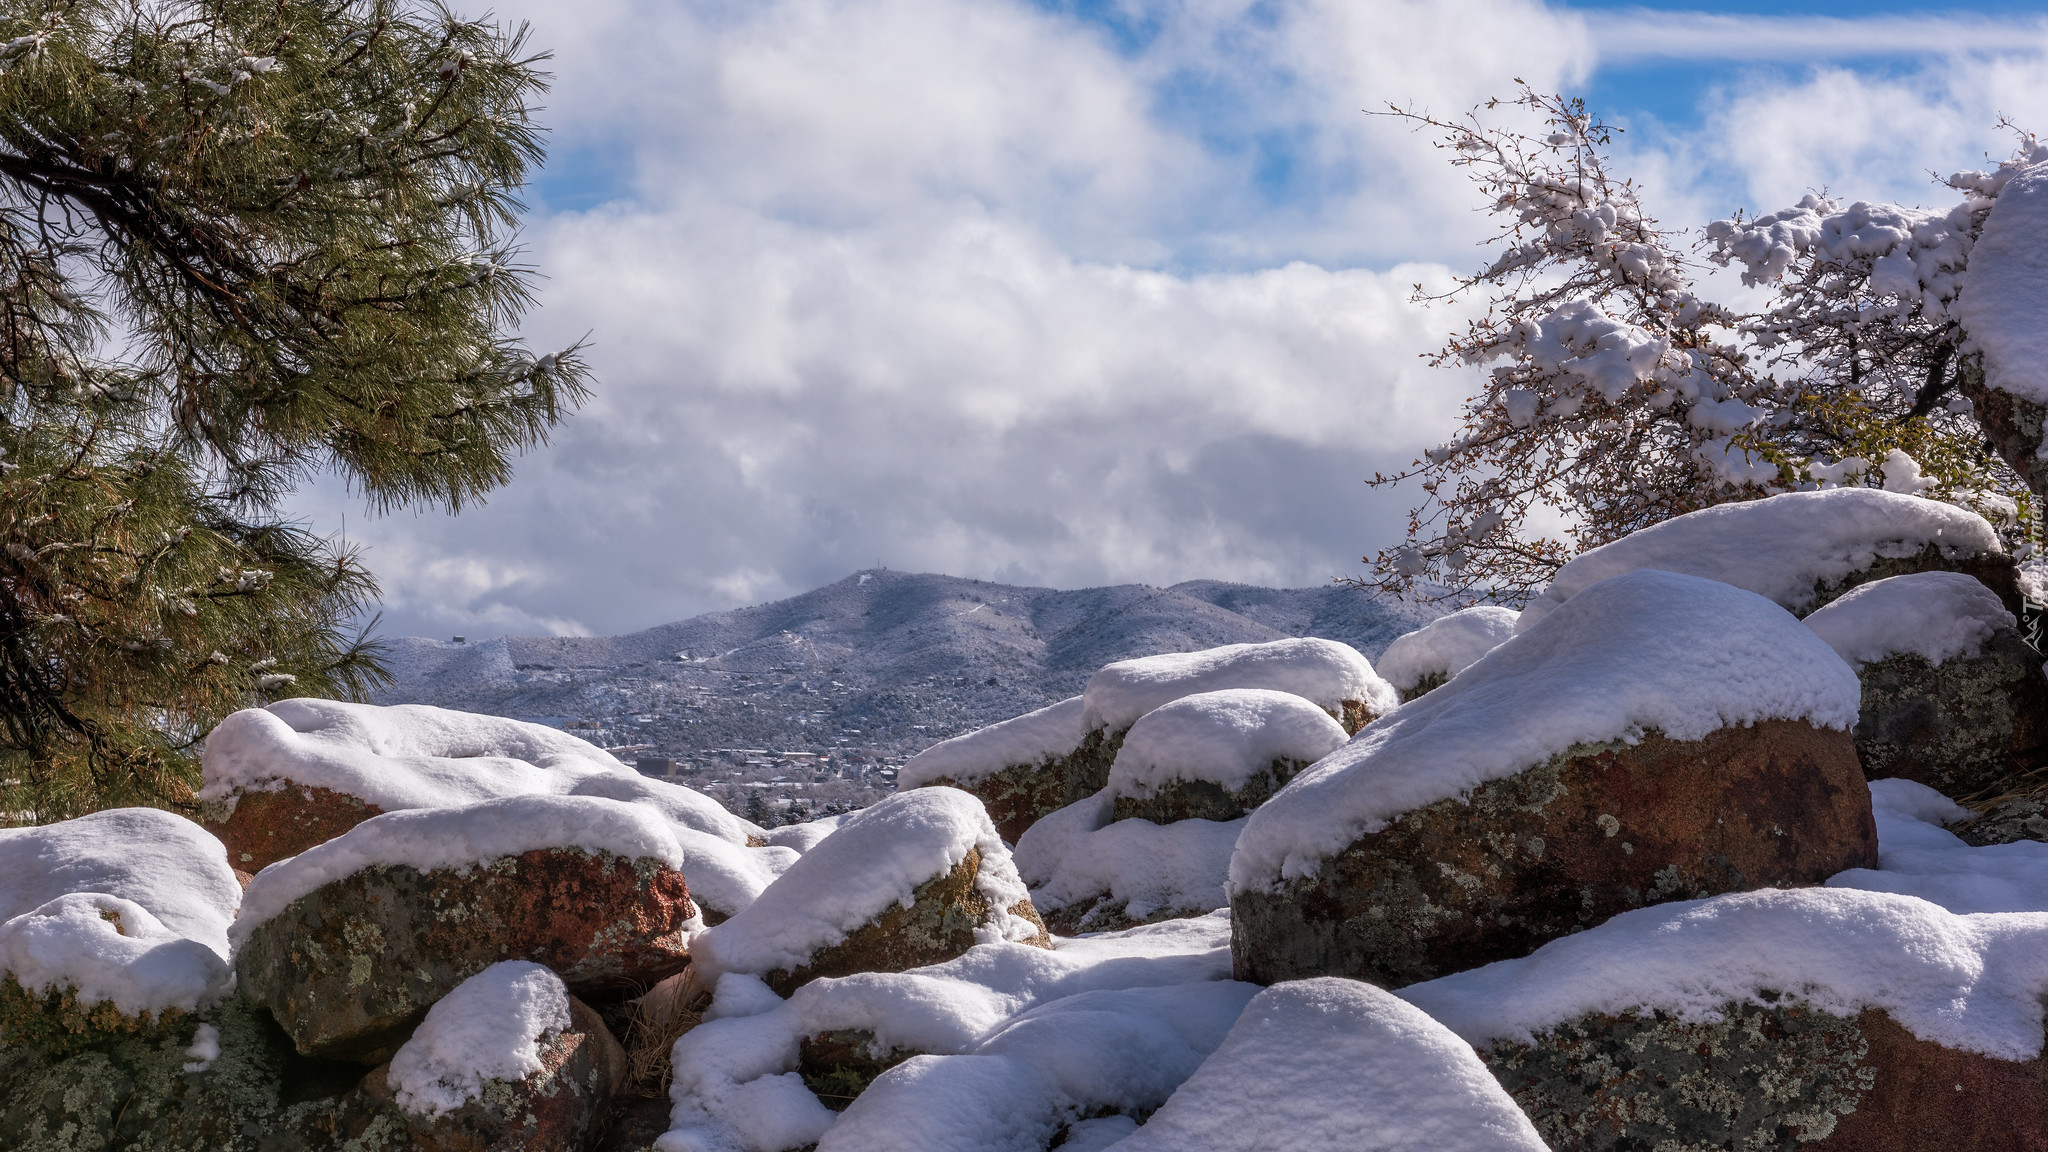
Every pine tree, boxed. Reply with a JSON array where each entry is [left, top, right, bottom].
[[0, 0, 589, 821]]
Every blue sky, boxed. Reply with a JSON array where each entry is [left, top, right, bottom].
[[309, 0, 2048, 639]]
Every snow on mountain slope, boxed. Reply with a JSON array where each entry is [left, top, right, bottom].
[[368, 571, 1439, 822]]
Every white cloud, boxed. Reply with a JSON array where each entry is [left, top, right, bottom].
[[298, 0, 2048, 640], [1590, 10, 2048, 64], [313, 198, 1472, 635]]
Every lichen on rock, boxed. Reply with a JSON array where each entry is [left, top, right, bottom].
[[1846, 630, 2048, 798], [762, 847, 1050, 997], [236, 847, 695, 1062], [1486, 999, 2048, 1151], [1231, 721, 1876, 988]]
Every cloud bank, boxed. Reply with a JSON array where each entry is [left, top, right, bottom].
[[292, 0, 2048, 638]]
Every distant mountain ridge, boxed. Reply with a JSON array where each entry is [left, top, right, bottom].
[[373, 570, 1441, 775]]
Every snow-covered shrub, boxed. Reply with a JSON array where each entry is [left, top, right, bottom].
[[1363, 89, 2042, 605]]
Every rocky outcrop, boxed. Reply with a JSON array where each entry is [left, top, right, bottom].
[[1960, 347, 2048, 502], [798, 1029, 918, 1111], [1231, 720, 1877, 988], [924, 755, 1085, 846], [690, 788, 1053, 999], [313, 997, 626, 1152], [760, 846, 1050, 997], [1848, 628, 2048, 796], [203, 785, 386, 873], [238, 848, 696, 1062], [1110, 756, 1316, 824], [1487, 1000, 2048, 1151], [0, 990, 366, 1152], [1955, 787, 2048, 846], [1802, 544, 2024, 620]]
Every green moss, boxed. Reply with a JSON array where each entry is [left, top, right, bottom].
[[0, 978, 188, 1057]]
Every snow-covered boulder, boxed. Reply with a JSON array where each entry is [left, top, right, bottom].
[[331, 961, 626, 1150], [0, 809, 240, 1050], [898, 697, 1086, 843], [1376, 606, 1520, 702], [1071, 640, 1397, 801], [1403, 887, 2048, 1151], [1516, 488, 2013, 632], [1105, 690, 1348, 825], [1958, 160, 2048, 499], [1084, 638, 1396, 739], [233, 794, 700, 1061], [199, 698, 765, 871], [689, 788, 1051, 998], [662, 913, 1234, 1150], [1105, 978, 1548, 1152], [1805, 571, 2048, 796], [1229, 569, 1875, 988], [199, 699, 790, 921], [1016, 791, 1241, 935]]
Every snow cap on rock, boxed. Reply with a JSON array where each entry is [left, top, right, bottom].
[[0, 892, 231, 1020], [688, 787, 1040, 983], [1802, 571, 2016, 668], [1516, 488, 2002, 631], [900, 697, 1086, 790], [1082, 638, 1395, 735], [1231, 569, 1862, 893], [199, 698, 759, 845], [1958, 161, 2048, 404], [1016, 790, 1240, 922], [661, 915, 1236, 1151], [231, 793, 688, 953], [1106, 978, 1548, 1152], [1827, 778, 2048, 916], [0, 808, 240, 959], [1107, 690, 1348, 799], [1376, 606, 1520, 693], [1400, 886, 2048, 1061], [387, 960, 572, 1117]]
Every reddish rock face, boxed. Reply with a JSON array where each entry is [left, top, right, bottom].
[[316, 997, 626, 1152], [1231, 720, 1877, 988], [239, 849, 696, 1062], [204, 786, 385, 873], [1489, 1001, 2048, 1152]]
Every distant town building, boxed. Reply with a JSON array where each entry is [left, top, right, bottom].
[[636, 756, 678, 777], [451, 635, 466, 644]]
